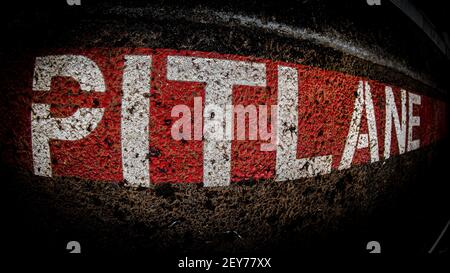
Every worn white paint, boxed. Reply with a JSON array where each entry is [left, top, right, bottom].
[[407, 92, 421, 151], [203, 103, 225, 141], [31, 55, 106, 177], [121, 55, 152, 187], [339, 81, 379, 170], [30, 53, 428, 186], [194, 96, 203, 140], [384, 87, 407, 159], [167, 56, 266, 186], [275, 65, 332, 181]]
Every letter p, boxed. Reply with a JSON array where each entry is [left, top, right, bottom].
[[31, 55, 105, 177]]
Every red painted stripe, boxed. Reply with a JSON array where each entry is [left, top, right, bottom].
[[1, 48, 448, 184]]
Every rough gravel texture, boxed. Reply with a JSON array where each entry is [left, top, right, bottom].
[[1, 0, 449, 255]]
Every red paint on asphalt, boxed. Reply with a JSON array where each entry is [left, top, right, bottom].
[[1, 48, 448, 184]]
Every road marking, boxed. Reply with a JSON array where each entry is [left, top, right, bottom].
[[3, 48, 447, 186]]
